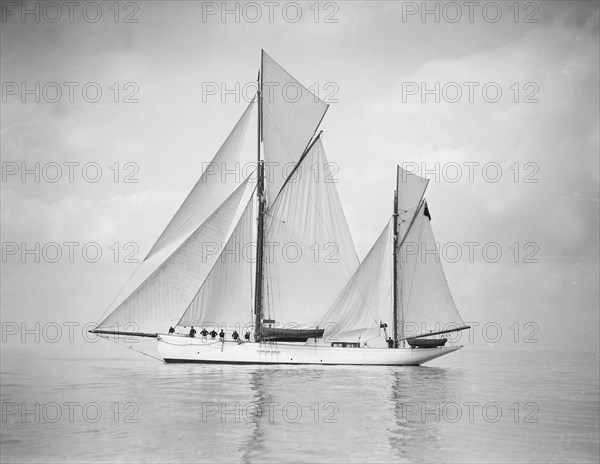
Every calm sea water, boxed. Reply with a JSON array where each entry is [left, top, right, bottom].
[[1, 345, 598, 463]]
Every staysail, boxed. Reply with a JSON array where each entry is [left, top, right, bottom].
[[145, 100, 256, 260], [261, 50, 329, 202], [262, 136, 359, 328], [320, 221, 394, 346], [177, 192, 255, 330], [97, 180, 251, 330]]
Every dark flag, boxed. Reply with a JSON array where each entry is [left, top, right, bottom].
[[424, 201, 432, 220]]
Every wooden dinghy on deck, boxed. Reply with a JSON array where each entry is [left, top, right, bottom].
[[406, 337, 448, 348]]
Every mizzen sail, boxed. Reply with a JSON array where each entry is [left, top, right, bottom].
[[399, 202, 466, 338]]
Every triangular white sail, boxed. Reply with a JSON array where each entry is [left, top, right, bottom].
[[399, 203, 465, 338], [320, 221, 394, 346], [396, 165, 429, 242], [261, 50, 328, 202], [145, 100, 256, 259], [262, 137, 359, 328], [98, 180, 251, 329], [177, 194, 255, 330]]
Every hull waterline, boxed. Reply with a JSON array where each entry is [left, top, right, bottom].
[[157, 335, 462, 366]]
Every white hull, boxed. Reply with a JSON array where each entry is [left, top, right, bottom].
[[157, 335, 462, 366]]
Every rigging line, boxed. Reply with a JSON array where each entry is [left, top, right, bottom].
[[398, 200, 428, 315], [95, 259, 145, 326], [264, 243, 279, 322], [266, 213, 342, 297], [261, 102, 295, 164], [159, 338, 222, 347], [264, 219, 329, 327], [274, 142, 360, 278], [108, 181, 253, 329], [402, 212, 425, 314], [248, 196, 255, 328], [362, 227, 394, 327], [363, 334, 383, 343], [97, 334, 164, 362]]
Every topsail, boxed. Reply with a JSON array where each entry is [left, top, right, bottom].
[[261, 51, 329, 202]]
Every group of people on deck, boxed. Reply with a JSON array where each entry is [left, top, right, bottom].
[[168, 326, 251, 342]]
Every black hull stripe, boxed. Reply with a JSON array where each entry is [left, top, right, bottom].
[[163, 358, 422, 366]]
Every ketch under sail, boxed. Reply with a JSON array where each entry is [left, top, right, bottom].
[[91, 50, 470, 366]]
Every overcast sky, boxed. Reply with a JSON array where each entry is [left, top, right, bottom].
[[1, 1, 598, 353]]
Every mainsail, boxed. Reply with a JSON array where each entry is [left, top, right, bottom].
[[263, 136, 359, 328]]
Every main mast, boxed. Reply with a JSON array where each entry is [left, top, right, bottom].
[[393, 187, 400, 348], [254, 53, 265, 342]]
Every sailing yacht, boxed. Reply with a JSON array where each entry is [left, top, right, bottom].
[[91, 51, 470, 365]]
